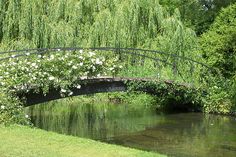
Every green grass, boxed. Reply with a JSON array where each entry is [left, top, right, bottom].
[[0, 125, 165, 157]]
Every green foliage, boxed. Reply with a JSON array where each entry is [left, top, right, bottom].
[[0, 0, 197, 59], [198, 4, 236, 114], [202, 78, 234, 114], [106, 92, 156, 109], [160, 0, 236, 35], [230, 76, 236, 112], [0, 49, 121, 95], [0, 0, 203, 125], [0, 49, 122, 125], [200, 3, 236, 78], [126, 80, 202, 112], [0, 92, 30, 125]]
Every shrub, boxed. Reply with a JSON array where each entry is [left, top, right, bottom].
[[200, 3, 236, 78], [0, 49, 122, 125], [199, 4, 236, 114], [0, 92, 30, 125]]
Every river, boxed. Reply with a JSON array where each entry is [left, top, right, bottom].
[[26, 99, 236, 157]]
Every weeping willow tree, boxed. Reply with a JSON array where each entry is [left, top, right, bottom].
[[0, 0, 197, 58]]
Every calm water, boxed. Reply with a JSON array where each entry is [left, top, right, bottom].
[[27, 101, 236, 157]]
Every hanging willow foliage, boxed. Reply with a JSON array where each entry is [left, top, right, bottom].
[[0, 0, 197, 58]]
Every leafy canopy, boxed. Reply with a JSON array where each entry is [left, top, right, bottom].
[[200, 3, 236, 78], [0, 0, 197, 58]]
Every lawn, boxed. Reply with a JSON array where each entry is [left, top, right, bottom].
[[0, 125, 165, 157]]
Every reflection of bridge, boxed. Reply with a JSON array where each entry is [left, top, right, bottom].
[[0, 47, 211, 106]]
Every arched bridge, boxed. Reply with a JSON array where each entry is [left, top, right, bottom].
[[17, 77, 190, 106], [0, 47, 211, 106]]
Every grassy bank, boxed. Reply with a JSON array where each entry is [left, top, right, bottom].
[[0, 125, 165, 157]]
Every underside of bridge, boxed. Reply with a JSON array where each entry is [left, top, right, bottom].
[[16, 77, 191, 107], [17, 77, 129, 106]]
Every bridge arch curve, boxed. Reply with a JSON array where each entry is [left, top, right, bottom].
[[0, 47, 211, 107]]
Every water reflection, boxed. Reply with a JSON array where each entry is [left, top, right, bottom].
[[27, 101, 162, 140], [107, 113, 236, 157], [27, 100, 236, 157]]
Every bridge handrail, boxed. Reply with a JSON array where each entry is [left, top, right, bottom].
[[0, 47, 210, 69], [0, 48, 173, 66]]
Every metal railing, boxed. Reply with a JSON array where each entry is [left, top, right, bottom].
[[0, 47, 212, 83]]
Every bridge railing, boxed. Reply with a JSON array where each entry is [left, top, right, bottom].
[[0, 47, 212, 86]]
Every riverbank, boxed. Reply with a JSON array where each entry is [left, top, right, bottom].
[[0, 125, 165, 157]]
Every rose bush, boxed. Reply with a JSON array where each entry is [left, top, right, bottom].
[[0, 49, 122, 125]]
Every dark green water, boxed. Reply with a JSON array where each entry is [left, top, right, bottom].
[[27, 101, 236, 157]]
